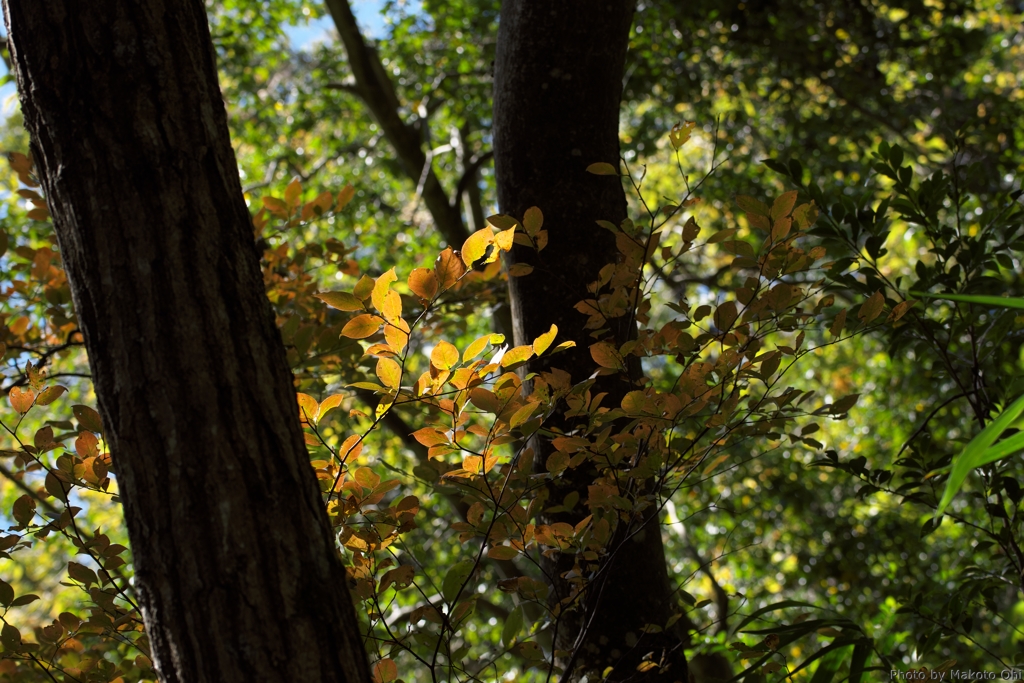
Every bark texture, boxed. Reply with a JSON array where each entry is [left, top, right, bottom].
[[494, 2, 689, 681], [3, 2, 371, 682]]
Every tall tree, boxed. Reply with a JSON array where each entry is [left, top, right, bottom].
[[2, 2, 370, 682], [493, 2, 690, 681]]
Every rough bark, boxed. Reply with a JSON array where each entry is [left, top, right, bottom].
[[323, 0, 469, 247], [493, 2, 689, 681], [2, 2, 371, 682]]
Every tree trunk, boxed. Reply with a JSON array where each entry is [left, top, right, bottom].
[[324, 0, 469, 247], [493, 3, 689, 681], [2, 3, 371, 683]]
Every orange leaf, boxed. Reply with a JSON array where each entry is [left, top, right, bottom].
[[9, 387, 35, 414], [887, 299, 914, 323], [736, 195, 770, 217], [589, 342, 624, 370], [487, 545, 519, 560], [408, 268, 438, 301], [297, 393, 319, 423], [316, 291, 364, 311], [435, 247, 466, 290], [318, 394, 345, 419], [713, 301, 738, 331], [338, 434, 363, 462], [431, 341, 460, 371], [341, 314, 383, 339], [284, 178, 302, 207], [770, 190, 798, 221], [411, 427, 448, 447], [73, 405, 103, 432], [858, 291, 885, 324], [336, 184, 356, 211], [829, 309, 847, 337], [262, 196, 287, 215], [7, 152, 31, 175], [75, 432, 99, 460], [372, 659, 398, 683]]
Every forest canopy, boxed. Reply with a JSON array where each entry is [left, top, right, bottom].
[[0, 0, 1020, 681]]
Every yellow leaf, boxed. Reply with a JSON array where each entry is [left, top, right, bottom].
[[431, 341, 460, 370], [296, 393, 319, 423], [284, 178, 302, 207], [858, 290, 885, 324], [494, 226, 515, 252], [532, 324, 558, 356], [341, 314, 383, 339], [353, 274, 375, 301], [500, 345, 534, 368], [668, 120, 695, 149], [586, 162, 618, 175], [408, 268, 438, 301], [371, 268, 397, 312], [35, 385, 66, 406], [461, 227, 494, 267], [384, 323, 409, 354], [335, 184, 356, 211], [463, 334, 494, 361], [523, 206, 543, 235], [316, 291, 364, 311], [381, 290, 402, 323], [376, 358, 402, 389]]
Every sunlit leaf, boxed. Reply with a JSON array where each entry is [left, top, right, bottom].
[[316, 291, 364, 312], [341, 314, 383, 339], [532, 324, 558, 356]]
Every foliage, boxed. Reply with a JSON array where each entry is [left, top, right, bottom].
[[0, 0, 1020, 682]]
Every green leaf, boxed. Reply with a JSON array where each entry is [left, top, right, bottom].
[[910, 291, 1024, 310], [442, 559, 475, 603], [502, 604, 524, 647], [935, 393, 1024, 517], [586, 162, 619, 175]]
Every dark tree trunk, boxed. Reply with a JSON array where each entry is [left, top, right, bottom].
[[2, 3, 371, 683], [493, 2, 689, 681]]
